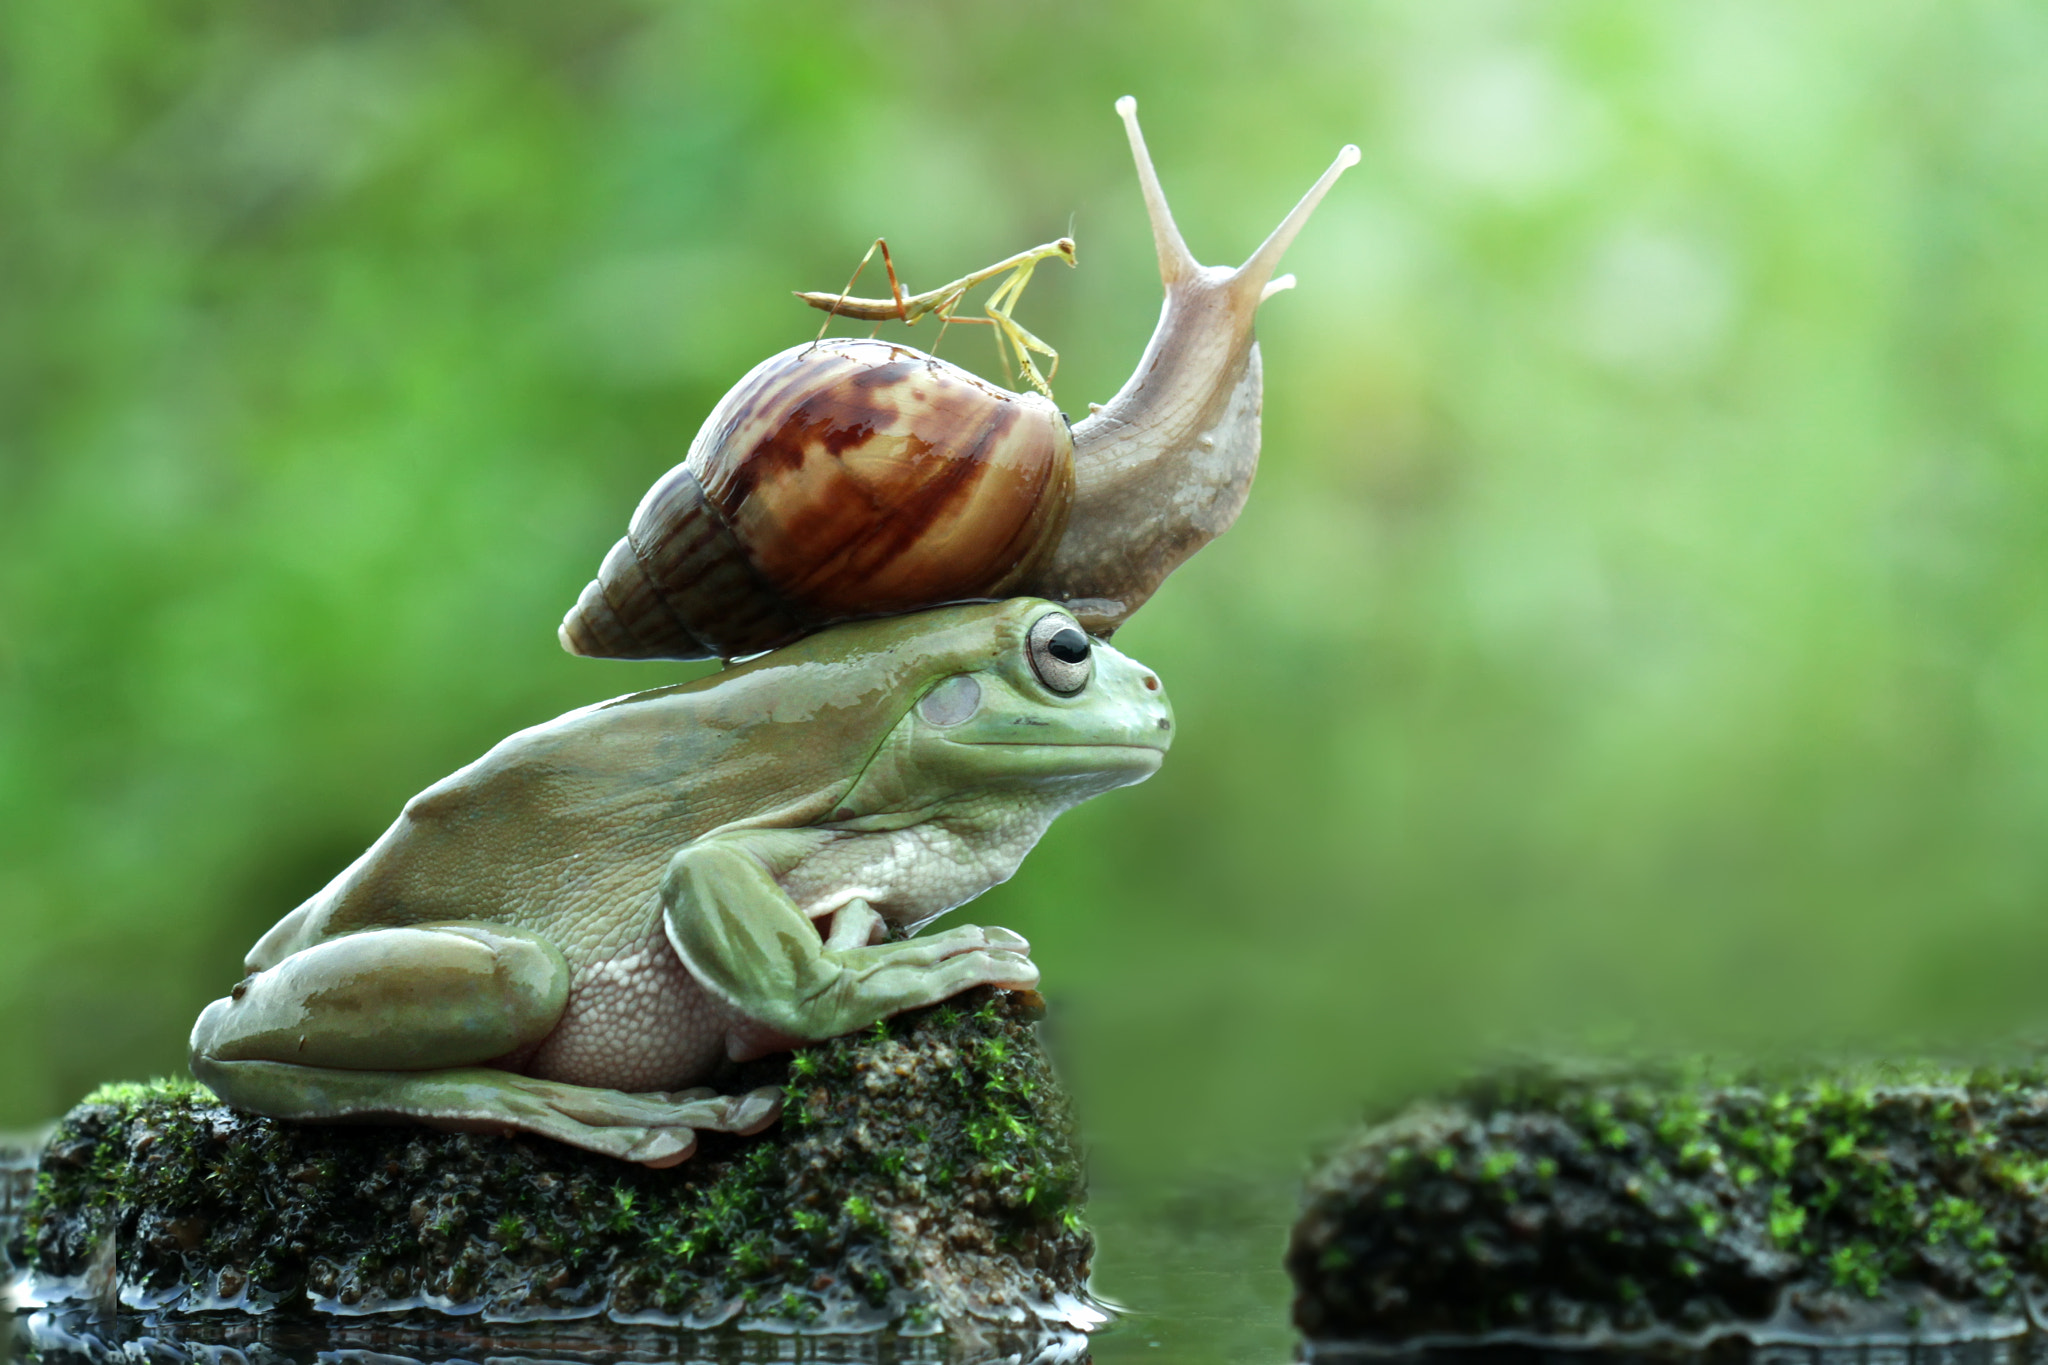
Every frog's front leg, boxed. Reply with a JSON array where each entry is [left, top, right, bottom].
[[662, 833, 1039, 1058], [189, 923, 778, 1168]]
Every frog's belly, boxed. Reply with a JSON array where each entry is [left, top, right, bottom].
[[782, 805, 1063, 929], [520, 938, 732, 1092]]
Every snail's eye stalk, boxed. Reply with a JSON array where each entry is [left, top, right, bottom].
[[1022, 97, 1358, 637]]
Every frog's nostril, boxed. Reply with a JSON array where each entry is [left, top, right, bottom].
[[1157, 717, 1171, 731], [1142, 675, 1160, 691]]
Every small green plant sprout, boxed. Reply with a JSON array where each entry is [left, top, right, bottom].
[[796, 236, 1078, 398], [1830, 1240, 1887, 1298], [609, 1184, 637, 1231], [1767, 1187, 1807, 1245]]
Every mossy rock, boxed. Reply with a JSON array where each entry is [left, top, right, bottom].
[[16, 988, 1097, 1339], [1289, 1057, 2048, 1348]]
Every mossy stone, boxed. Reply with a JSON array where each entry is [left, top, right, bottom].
[[1290, 1057, 2048, 1346], [17, 988, 1095, 1338]]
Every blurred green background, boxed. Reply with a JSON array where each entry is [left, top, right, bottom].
[[5, 0, 2048, 1353]]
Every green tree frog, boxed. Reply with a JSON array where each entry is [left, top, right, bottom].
[[189, 599, 1171, 1167]]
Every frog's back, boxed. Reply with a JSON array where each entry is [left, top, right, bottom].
[[249, 672, 869, 970], [245, 605, 1008, 973]]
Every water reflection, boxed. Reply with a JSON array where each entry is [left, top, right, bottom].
[[1314, 1342, 2044, 1365], [17, 1285, 2048, 1365], [10, 1303, 1090, 1365], [19, 1309, 2048, 1365]]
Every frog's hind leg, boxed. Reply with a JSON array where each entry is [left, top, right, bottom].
[[189, 922, 778, 1167]]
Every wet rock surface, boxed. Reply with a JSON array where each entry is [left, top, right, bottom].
[[15, 988, 1096, 1339], [1290, 1058, 2048, 1347], [3, 1131, 40, 1278]]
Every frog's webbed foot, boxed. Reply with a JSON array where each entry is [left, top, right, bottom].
[[663, 838, 1039, 1050], [462, 1076, 783, 1167], [428, 1076, 782, 1168], [188, 921, 782, 1167], [193, 1059, 782, 1168]]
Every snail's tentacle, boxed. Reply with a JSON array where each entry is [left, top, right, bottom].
[[1112, 95, 1200, 289], [1037, 97, 1357, 635], [1230, 140, 1361, 308]]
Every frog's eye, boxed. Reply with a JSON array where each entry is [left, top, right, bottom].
[[1027, 611, 1093, 694]]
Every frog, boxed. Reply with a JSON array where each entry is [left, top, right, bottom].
[[189, 598, 1172, 1167]]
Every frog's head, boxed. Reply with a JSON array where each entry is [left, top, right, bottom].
[[905, 598, 1172, 793], [815, 597, 1173, 829]]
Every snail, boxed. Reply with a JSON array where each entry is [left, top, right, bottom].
[[560, 97, 1360, 662]]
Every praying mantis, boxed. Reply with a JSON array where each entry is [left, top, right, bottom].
[[795, 237, 1077, 399]]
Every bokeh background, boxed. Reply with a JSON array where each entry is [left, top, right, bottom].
[[6, 1, 2048, 1355]]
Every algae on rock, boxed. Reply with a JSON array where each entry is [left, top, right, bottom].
[[20, 988, 1096, 1335], [1290, 1057, 2048, 1346]]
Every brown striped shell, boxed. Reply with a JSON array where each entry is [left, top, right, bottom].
[[560, 338, 1075, 662]]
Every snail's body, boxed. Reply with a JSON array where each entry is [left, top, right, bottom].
[[562, 98, 1359, 661]]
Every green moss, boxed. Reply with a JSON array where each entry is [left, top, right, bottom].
[[1292, 1054, 2048, 1343], [1829, 1241, 1885, 1298], [75, 1078, 209, 1108], [26, 988, 1090, 1332]]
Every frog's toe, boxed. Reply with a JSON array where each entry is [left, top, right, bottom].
[[667, 1086, 783, 1136], [664, 1086, 718, 1102], [870, 922, 1031, 970], [731, 1085, 784, 1135], [936, 946, 1040, 994], [627, 1128, 700, 1169]]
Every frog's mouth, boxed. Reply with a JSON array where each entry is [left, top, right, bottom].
[[963, 738, 1168, 749], [946, 713, 1173, 752], [948, 737, 1169, 757], [940, 734, 1169, 781]]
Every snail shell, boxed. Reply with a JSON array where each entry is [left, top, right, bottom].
[[560, 338, 1074, 662], [563, 98, 1357, 661]]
